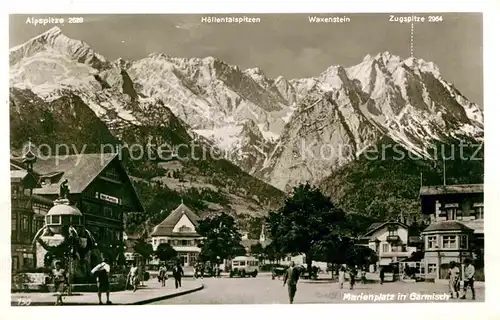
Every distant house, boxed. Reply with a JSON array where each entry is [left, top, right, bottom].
[[358, 221, 417, 272], [123, 232, 141, 264], [150, 203, 202, 267], [419, 184, 483, 279]]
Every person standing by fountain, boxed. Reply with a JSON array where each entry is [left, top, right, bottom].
[[91, 257, 112, 305], [52, 260, 67, 306]]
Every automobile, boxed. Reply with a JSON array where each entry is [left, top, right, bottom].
[[230, 256, 259, 278], [271, 266, 286, 279]]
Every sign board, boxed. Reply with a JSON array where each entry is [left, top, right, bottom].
[[95, 192, 120, 204]]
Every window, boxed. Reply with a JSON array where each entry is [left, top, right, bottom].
[[11, 216, 17, 239], [382, 243, 390, 252], [303, 257, 307, 264], [62, 215, 71, 225], [388, 227, 398, 237], [82, 201, 100, 215], [427, 236, 438, 249], [71, 216, 81, 225], [179, 225, 192, 232], [446, 208, 457, 220], [12, 256, 19, 272], [22, 253, 34, 268], [475, 207, 484, 220], [51, 215, 61, 224], [103, 207, 113, 218], [459, 235, 468, 249], [11, 185, 19, 198], [427, 263, 437, 274], [442, 235, 457, 249], [21, 216, 29, 233], [104, 166, 120, 181]]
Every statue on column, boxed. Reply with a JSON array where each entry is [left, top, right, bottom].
[[59, 179, 70, 199]]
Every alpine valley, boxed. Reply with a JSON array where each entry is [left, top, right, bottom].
[[9, 27, 484, 233]]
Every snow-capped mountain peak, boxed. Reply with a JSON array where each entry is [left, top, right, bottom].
[[10, 26, 108, 70], [9, 28, 483, 192]]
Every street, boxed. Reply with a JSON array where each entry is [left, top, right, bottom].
[[152, 275, 484, 304]]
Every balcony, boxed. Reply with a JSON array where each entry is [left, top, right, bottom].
[[380, 251, 412, 258], [386, 235, 400, 242]]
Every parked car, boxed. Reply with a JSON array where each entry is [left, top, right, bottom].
[[271, 266, 286, 279]]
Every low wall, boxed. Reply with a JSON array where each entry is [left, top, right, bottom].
[[12, 282, 126, 293], [12, 272, 127, 293]]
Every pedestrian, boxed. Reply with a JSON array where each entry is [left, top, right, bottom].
[[361, 268, 367, 284], [158, 263, 167, 287], [283, 261, 300, 304], [461, 259, 476, 300], [173, 262, 184, 288], [348, 265, 357, 290], [52, 260, 67, 306], [127, 262, 139, 292], [91, 256, 112, 305], [379, 267, 385, 285], [338, 266, 346, 289], [448, 261, 460, 299]]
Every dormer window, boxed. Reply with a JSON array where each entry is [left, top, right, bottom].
[[179, 225, 192, 232]]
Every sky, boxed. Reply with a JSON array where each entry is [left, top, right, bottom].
[[10, 13, 483, 106]]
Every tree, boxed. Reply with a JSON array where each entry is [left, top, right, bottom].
[[262, 241, 285, 264], [345, 245, 378, 268], [314, 235, 378, 276], [196, 213, 245, 269], [266, 183, 347, 277], [133, 239, 154, 262], [250, 243, 264, 261], [155, 243, 178, 262]]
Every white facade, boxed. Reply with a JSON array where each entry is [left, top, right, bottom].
[[150, 213, 202, 267], [364, 223, 416, 269]]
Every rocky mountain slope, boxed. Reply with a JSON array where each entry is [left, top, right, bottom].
[[9, 27, 285, 233], [257, 53, 483, 191], [10, 27, 484, 226]]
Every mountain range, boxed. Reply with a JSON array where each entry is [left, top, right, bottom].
[[9, 26, 484, 231]]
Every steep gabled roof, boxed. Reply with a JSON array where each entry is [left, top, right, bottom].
[[420, 184, 483, 196], [151, 203, 200, 237], [11, 153, 144, 211], [11, 153, 118, 194], [363, 221, 408, 237]]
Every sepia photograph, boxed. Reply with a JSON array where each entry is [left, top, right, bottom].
[[7, 11, 488, 307]]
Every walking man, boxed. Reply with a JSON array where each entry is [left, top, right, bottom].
[[461, 259, 476, 300], [173, 262, 184, 289], [348, 265, 357, 290], [448, 261, 460, 299], [379, 267, 385, 285], [283, 261, 300, 304], [91, 256, 111, 305]]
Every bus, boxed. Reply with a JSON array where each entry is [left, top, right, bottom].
[[230, 256, 259, 278]]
